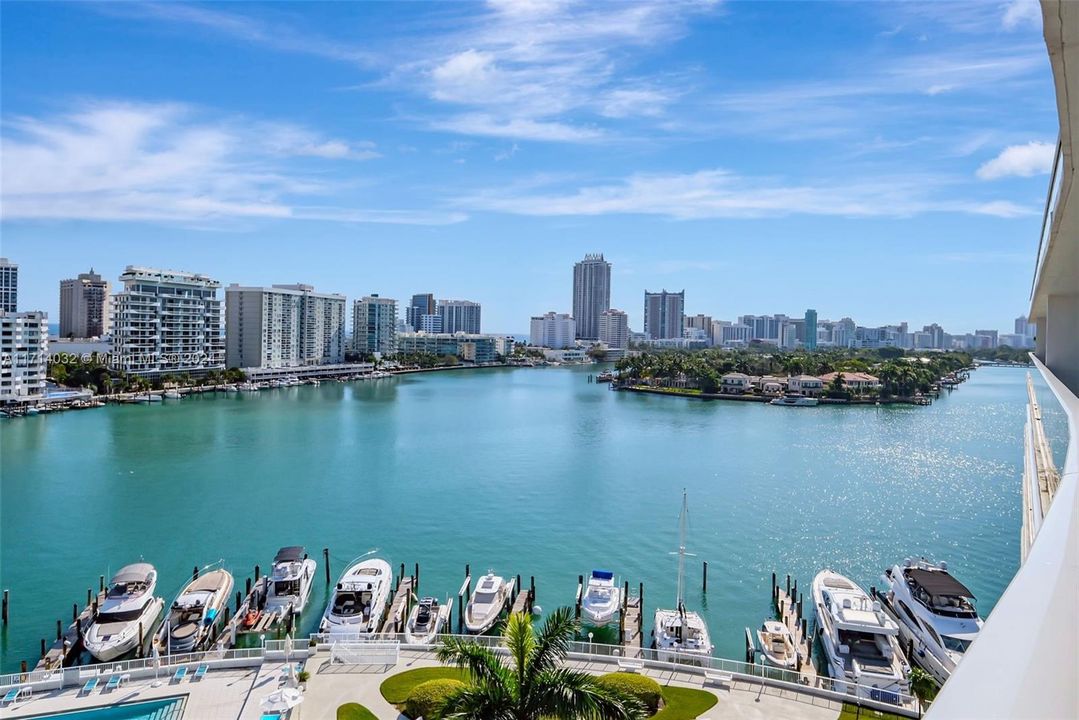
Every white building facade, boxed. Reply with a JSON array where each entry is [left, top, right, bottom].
[[438, 300, 481, 334], [225, 283, 346, 369], [0, 311, 48, 404], [572, 253, 611, 341], [598, 309, 629, 349], [353, 295, 398, 355], [530, 312, 576, 349]]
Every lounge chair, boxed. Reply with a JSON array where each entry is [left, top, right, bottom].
[[1, 686, 30, 705], [260, 714, 282, 720], [105, 673, 128, 691], [172, 666, 188, 683], [193, 664, 208, 681]]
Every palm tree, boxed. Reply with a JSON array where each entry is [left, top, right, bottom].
[[436, 608, 646, 720]]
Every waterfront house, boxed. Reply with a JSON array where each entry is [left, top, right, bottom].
[[788, 374, 824, 397], [756, 375, 786, 395], [720, 372, 752, 394], [819, 371, 880, 393]]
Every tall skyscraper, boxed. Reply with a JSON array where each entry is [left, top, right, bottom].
[[406, 293, 436, 331], [353, 295, 398, 355], [225, 283, 346, 368], [59, 269, 110, 338], [572, 253, 611, 341], [804, 308, 818, 350], [0, 258, 17, 313], [643, 290, 685, 340], [112, 266, 224, 376], [438, 300, 481, 334], [598, 309, 629, 349], [530, 312, 576, 349]]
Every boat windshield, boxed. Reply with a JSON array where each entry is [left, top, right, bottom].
[[472, 591, 496, 605], [332, 590, 373, 617], [274, 579, 300, 597], [941, 635, 973, 654], [98, 606, 147, 623]]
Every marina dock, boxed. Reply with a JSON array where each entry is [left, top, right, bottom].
[[761, 573, 815, 684], [33, 587, 108, 672], [380, 564, 418, 635], [619, 583, 644, 658]]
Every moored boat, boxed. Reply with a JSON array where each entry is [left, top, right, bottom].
[[653, 492, 713, 663], [83, 563, 165, 662], [156, 568, 233, 653], [404, 597, 450, 644], [320, 556, 393, 636], [756, 620, 798, 669], [464, 572, 510, 634], [580, 570, 620, 626], [265, 546, 317, 616], [770, 394, 819, 407]]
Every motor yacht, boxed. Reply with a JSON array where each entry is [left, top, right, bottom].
[[83, 563, 165, 662], [812, 569, 910, 703], [464, 573, 510, 634], [156, 569, 233, 653], [320, 556, 392, 636], [405, 597, 450, 644], [877, 559, 983, 685], [769, 394, 819, 407], [653, 492, 713, 663], [265, 546, 317, 615], [580, 570, 620, 626], [756, 620, 798, 669]]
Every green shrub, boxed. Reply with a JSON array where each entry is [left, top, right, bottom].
[[403, 678, 467, 719], [336, 703, 378, 720], [595, 672, 663, 712]]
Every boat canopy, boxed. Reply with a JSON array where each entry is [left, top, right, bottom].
[[274, 546, 306, 564], [906, 568, 975, 598], [591, 570, 614, 581], [112, 563, 154, 584]]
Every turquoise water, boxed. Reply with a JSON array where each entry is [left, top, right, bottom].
[[24, 697, 183, 719], [1, 366, 1028, 671]]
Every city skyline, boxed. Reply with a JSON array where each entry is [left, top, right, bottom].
[[0, 1, 1057, 334]]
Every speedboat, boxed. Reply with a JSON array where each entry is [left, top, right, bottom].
[[405, 597, 449, 644], [239, 382, 259, 392], [812, 570, 910, 703], [320, 556, 393, 636], [770, 394, 818, 407], [580, 570, 620, 626], [653, 492, 713, 663], [756, 620, 798, 669], [877, 559, 983, 685], [147, 393, 163, 403], [83, 563, 165, 662], [265, 546, 317, 615], [464, 573, 510, 634], [163, 390, 182, 400], [156, 569, 233, 653]]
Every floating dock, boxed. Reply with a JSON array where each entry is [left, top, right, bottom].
[[33, 587, 108, 671], [751, 573, 816, 684], [380, 563, 419, 634], [619, 582, 644, 658]]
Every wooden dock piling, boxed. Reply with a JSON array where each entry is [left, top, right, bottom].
[[2, 589, 8, 625], [769, 573, 816, 684], [703, 561, 708, 591], [323, 548, 331, 584]]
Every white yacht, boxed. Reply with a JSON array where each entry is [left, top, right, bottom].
[[238, 382, 260, 392], [580, 570, 620, 626], [320, 556, 392, 636], [812, 570, 910, 703], [878, 559, 983, 685], [83, 563, 165, 662], [163, 390, 182, 400], [756, 620, 798, 669], [464, 573, 510, 634], [265, 546, 317, 615], [405, 597, 450, 644], [156, 569, 233, 653], [653, 492, 714, 663], [770, 394, 819, 407]]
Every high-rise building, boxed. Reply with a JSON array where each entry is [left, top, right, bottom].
[[530, 312, 576, 349], [0, 311, 48, 404], [684, 314, 713, 345], [353, 295, 398, 355], [598, 309, 629, 349], [59, 269, 110, 339], [419, 314, 442, 333], [112, 266, 224, 377], [975, 329, 999, 349], [804, 309, 818, 350], [406, 293, 436, 332], [572, 254, 611, 341], [438, 300, 481, 334], [643, 290, 684, 340], [922, 323, 945, 350], [0, 258, 17, 313], [225, 283, 346, 369]]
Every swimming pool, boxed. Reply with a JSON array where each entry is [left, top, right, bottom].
[[26, 697, 184, 720]]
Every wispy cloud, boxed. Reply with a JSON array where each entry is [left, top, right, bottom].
[[976, 141, 1055, 179], [0, 101, 460, 225], [457, 169, 1037, 220], [1001, 0, 1042, 31]]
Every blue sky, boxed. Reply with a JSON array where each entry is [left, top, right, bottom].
[[0, 0, 1057, 334]]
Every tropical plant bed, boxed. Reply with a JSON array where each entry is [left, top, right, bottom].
[[379, 666, 470, 706], [336, 702, 379, 720], [651, 686, 719, 719]]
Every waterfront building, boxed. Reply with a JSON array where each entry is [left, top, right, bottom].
[[353, 295, 398, 356], [0, 258, 17, 313], [396, 332, 497, 363], [59, 269, 110, 339], [0, 310, 48, 404], [572, 253, 611, 341], [643, 290, 685, 340], [819, 371, 880, 392], [225, 283, 346, 369], [438, 299, 481, 334], [787, 374, 824, 396], [530, 312, 576, 349], [598, 309, 629, 349], [419, 313, 442, 333], [717, 321, 751, 347], [492, 335, 516, 356], [804, 309, 818, 350], [406, 293, 436, 332], [922, 323, 946, 350], [112, 266, 224, 377], [542, 347, 587, 363], [720, 372, 752, 394]]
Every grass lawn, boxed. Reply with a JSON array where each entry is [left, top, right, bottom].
[[838, 703, 908, 720], [379, 666, 470, 705], [651, 686, 718, 719], [336, 703, 378, 720]]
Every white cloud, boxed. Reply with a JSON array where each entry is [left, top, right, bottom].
[[457, 168, 1036, 219], [431, 114, 603, 142], [1002, 0, 1041, 30], [0, 101, 460, 225], [976, 141, 1055, 179]]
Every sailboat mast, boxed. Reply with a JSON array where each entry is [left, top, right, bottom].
[[676, 490, 687, 609]]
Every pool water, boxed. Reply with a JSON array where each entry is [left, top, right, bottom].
[[31, 697, 184, 720]]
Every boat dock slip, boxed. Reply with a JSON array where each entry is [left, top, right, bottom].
[[379, 563, 418, 635], [759, 573, 816, 685], [508, 575, 535, 616], [33, 587, 108, 671], [618, 582, 644, 658]]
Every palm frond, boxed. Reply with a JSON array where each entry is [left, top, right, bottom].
[[504, 612, 537, 693], [440, 671, 518, 720], [529, 667, 648, 720], [435, 636, 505, 686], [530, 606, 578, 675]]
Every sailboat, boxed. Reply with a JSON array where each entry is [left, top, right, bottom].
[[652, 491, 714, 663]]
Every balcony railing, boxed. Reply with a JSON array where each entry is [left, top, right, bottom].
[[1032, 139, 1064, 300]]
